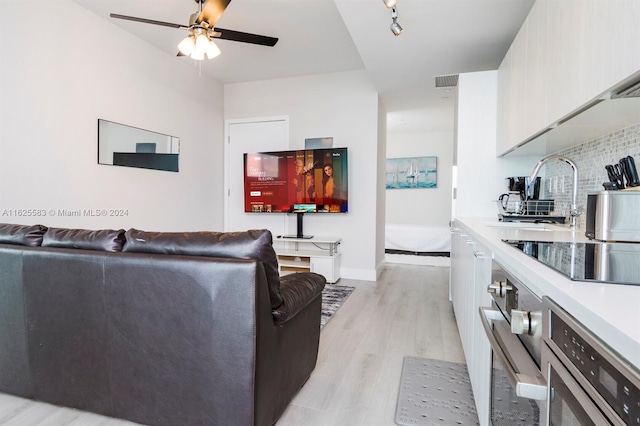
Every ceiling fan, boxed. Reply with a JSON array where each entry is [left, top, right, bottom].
[[110, 0, 278, 60]]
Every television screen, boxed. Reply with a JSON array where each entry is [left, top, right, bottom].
[[243, 147, 348, 213]]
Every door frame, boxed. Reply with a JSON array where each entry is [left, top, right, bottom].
[[223, 116, 290, 231]]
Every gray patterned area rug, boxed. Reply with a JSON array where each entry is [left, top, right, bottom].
[[321, 284, 355, 329], [396, 357, 479, 426]]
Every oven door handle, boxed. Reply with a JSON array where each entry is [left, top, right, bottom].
[[479, 306, 547, 401]]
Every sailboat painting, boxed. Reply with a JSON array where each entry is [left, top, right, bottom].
[[385, 156, 437, 189]]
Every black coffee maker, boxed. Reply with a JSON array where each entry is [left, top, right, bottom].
[[507, 176, 541, 200], [499, 177, 541, 215]]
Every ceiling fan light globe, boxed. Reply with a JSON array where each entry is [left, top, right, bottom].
[[383, 0, 397, 8], [206, 39, 221, 59], [178, 36, 195, 56], [195, 33, 210, 55]]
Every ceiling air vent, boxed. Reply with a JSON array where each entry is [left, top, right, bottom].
[[435, 74, 459, 88]]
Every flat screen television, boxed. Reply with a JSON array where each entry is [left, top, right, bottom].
[[243, 147, 348, 237]]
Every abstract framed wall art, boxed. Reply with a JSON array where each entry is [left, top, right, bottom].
[[385, 156, 437, 189]]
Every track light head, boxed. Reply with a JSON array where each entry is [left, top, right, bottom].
[[390, 18, 403, 36], [389, 7, 403, 36], [382, 0, 397, 8]]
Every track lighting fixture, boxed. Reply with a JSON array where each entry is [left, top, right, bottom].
[[382, 0, 397, 8], [390, 7, 403, 36]]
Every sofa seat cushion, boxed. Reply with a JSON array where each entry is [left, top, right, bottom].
[[42, 227, 126, 252], [0, 223, 47, 247], [272, 272, 326, 326], [122, 228, 283, 309]]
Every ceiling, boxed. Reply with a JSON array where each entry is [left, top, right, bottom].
[[72, 0, 534, 134]]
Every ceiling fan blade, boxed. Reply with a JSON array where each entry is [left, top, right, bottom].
[[110, 13, 187, 30], [196, 0, 231, 27], [213, 27, 278, 47]]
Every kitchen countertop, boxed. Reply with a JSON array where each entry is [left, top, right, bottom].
[[454, 217, 640, 369]]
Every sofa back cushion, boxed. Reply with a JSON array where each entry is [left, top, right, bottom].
[[0, 223, 47, 247], [122, 228, 283, 308], [42, 228, 126, 252]]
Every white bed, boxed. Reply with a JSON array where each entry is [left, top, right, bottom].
[[385, 223, 451, 253]]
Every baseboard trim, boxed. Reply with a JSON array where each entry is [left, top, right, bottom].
[[385, 249, 450, 257], [339, 267, 377, 282]]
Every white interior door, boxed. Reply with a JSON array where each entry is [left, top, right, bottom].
[[224, 117, 289, 235]]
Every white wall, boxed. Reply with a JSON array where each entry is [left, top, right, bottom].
[[455, 70, 544, 218], [0, 0, 225, 231], [386, 131, 454, 226], [376, 97, 387, 274], [224, 71, 381, 280]]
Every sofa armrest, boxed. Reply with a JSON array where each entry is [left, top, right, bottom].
[[272, 272, 326, 326]]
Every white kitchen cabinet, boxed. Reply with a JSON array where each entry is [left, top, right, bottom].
[[450, 228, 492, 426], [544, 0, 585, 127], [274, 236, 341, 283], [469, 241, 492, 426], [497, 0, 640, 155], [522, 0, 547, 141], [508, 22, 528, 149], [450, 230, 474, 350], [496, 24, 528, 157]]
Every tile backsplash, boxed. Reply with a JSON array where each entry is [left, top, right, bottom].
[[540, 122, 640, 228]]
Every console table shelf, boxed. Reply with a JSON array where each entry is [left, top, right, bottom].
[[274, 236, 341, 283]]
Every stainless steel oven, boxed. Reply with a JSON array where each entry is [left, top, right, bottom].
[[542, 297, 640, 425], [480, 260, 547, 425]]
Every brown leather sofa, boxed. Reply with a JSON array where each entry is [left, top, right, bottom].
[[0, 223, 326, 426]]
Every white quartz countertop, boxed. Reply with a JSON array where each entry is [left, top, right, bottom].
[[454, 217, 640, 369]]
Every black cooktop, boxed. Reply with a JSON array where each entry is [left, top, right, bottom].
[[503, 239, 640, 286]]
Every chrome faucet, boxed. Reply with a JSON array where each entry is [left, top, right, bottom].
[[529, 155, 582, 228]]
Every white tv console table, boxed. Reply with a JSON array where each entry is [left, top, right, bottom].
[[273, 236, 341, 283]]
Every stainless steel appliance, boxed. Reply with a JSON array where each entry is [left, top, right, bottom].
[[479, 260, 547, 425], [503, 239, 640, 286], [542, 297, 640, 425], [586, 190, 640, 242]]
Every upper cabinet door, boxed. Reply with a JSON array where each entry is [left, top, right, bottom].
[[605, 0, 640, 89], [544, 0, 585, 127], [509, 26, 528, 147], [497, 0, 640, 156], [523, 0, 547, 140]]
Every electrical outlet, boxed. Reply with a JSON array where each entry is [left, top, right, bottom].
[[547, 177, 552, 195]]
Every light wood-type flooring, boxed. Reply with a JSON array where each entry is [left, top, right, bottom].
[[0, 262, 464, 426]]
